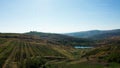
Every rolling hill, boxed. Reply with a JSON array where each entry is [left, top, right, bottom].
[[25, 31, 93, 46], [44, 36, 120, 68], [65, 29, 120, 40], [84, 36, 120, 63]]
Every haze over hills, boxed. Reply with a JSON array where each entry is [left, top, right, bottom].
[[25, 31, 92, 46], [65, 29, 120, 40]]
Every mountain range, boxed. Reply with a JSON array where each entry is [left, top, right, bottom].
[[65, 29, 120, 40]]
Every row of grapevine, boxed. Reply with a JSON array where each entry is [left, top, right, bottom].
[[0, 41, 17, 68], [0, 38, 69, 68]]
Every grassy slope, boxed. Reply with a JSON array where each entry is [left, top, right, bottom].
[[45, 36, 120, 68], [45, 61, 120, 68]]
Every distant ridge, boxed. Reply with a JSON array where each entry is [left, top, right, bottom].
[[65, 29, 120, 40]]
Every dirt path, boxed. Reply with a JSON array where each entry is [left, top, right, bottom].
[[69, 58, 88, 64]]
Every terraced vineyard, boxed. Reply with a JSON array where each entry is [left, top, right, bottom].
[[0, 37, 75, 68]]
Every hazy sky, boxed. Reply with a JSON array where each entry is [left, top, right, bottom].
[[0, 0, 120, 33]]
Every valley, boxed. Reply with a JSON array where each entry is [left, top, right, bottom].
[[0, 29, 120, 68]]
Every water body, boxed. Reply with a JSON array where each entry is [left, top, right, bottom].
[[74, 46, 93, 49]]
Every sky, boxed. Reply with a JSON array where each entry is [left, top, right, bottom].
[[0, 0, 120, 33]]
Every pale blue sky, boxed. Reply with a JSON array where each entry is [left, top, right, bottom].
[[0, 0, 120, 33]]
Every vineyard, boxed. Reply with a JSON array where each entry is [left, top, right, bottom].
[[1, 33, 120, 68], [0, 37, 75, 68]]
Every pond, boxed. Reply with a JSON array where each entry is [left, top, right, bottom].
[[74, 46, 93, 49]]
